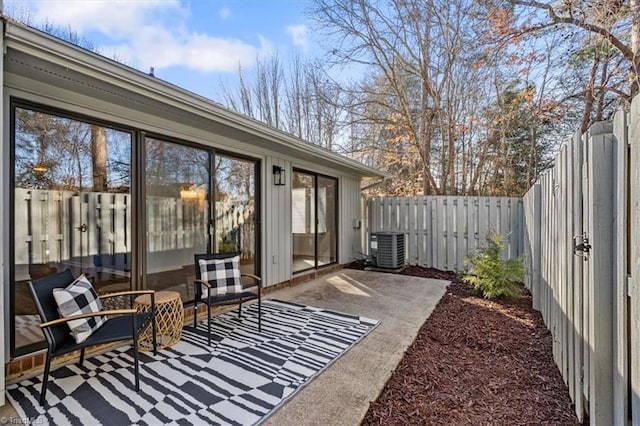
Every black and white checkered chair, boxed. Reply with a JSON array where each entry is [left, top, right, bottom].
[[193, 252, 262, 344], [28, 269, 157, 405]]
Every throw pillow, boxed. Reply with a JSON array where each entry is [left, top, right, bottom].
[[198, 256, 242, 298], [53, 274, 107, 343]]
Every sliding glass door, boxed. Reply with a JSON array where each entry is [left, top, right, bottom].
[[215, 154, 258, 275], [292, 170, 337, 273], [317, 176, 337, 266], [12, 104, 132, 354], [144, 139, 260, 298], [144, 137, 210, 299], [10, 101, 260, 357]]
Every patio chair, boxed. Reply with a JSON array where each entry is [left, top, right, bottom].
[[193, 252, 262, 344], [28, 269, 157, 405]]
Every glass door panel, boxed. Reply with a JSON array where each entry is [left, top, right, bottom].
[[317, 176, 337, 266], [214, 155, 258, 275], [292, 170, 338, 273], [13, 106, 132, 353], [292, 171, 316, 273], [145, 137, 210, 301]]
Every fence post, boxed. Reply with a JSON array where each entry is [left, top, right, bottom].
[[587, 121, 615, 425], [531, 183, 542, 311], [628, 95, 640, 423], [523, 182, 541, 310], [612, 108, 629, 426]]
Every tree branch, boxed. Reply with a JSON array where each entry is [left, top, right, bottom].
[[512, 0, 634, 60]]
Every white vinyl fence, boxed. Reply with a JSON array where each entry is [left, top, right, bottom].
[[523, 105, 639, 425], [367, 196, 523, 271]]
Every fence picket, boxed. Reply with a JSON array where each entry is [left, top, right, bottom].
[[456, 198, 466, 271]]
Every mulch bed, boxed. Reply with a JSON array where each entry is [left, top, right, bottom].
[[353, 263, 581, 425]]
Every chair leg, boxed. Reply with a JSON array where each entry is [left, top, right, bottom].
[[258, 297, 262, 332], [39, 353, 52, 406], [207, 302, 212, 345], [133, 319, 139, 392], [133, 335, 140, 391], [79, 348, 86, 366], [238, 299, 243, 318], [193, 303, 198, 329], [152, 314, 158, 356]]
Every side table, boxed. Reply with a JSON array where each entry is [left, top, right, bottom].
[[98, 282, 131, 311], [134, 290, 183, 350]]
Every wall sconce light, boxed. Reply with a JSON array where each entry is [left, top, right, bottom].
[[272, 165, 285, 186]]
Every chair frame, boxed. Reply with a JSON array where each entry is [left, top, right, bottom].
[[193, 252, 262, 344], [28, 270, 157, 405]]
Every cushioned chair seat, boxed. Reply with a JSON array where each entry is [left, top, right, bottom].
[[50, 313, 154, 357], [200, 291, 258, 305]]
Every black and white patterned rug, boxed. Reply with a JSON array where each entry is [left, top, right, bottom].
[[7, 299, 379, 426]]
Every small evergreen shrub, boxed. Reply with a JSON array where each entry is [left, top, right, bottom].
[[463, 230, 525, 300]]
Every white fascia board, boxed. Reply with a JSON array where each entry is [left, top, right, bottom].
[[3, 19, 385, 178]]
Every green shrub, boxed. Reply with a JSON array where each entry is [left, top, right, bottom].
[[218, 234, 238, 253], [463, 230, 525, 300]]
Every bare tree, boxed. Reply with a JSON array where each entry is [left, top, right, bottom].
[[218, 53, 346, 150], [308, 0, 563, 196], [311, 0, 521, 194]]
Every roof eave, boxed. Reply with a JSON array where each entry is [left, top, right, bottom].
[[3, 19, 385, 179]]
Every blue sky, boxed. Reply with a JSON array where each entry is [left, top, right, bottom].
[[3, 0, 317, 100]]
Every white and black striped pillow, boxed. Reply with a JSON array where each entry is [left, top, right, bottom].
[[52, 274, 107, 343], [198, 256, 242, 298]]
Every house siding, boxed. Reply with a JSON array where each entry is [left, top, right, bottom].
[[339, 176, 364, 264]]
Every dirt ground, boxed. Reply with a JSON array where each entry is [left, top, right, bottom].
[[353, 264, 581, 425]]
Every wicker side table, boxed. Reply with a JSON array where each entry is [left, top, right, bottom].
[[134, 290, 183, 350], [98, 282, 131, 311]]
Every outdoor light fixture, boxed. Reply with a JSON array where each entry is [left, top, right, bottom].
[[273, 165, 285, 186]]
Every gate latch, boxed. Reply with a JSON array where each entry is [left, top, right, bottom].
[[573, 233, 591, 261]]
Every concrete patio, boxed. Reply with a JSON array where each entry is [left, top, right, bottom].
[[262, 269, 448, 425], [1, 269, 448, 425]]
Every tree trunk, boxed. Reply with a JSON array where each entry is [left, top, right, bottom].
[[91, 125, 108, 192], [580, 55, 600, 134]]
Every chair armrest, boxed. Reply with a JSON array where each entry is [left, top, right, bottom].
[[99, 290, 155, 300], [40, 309, 138, 328], [241, 274, 262, 287], [194, 279, 211, 288]]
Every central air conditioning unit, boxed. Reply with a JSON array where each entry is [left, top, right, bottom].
[[370, 232, 405, 269]]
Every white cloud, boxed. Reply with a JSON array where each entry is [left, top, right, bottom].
[[219, 7, 231, 19], [286, 24, 308, 51], [6, 0, 269, 73], [27, 0, 180, 36]]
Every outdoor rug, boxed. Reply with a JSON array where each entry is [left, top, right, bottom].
[[7, 299, 379, 426]]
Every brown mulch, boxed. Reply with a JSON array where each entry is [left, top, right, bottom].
[[353, 263, 580, 425]]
